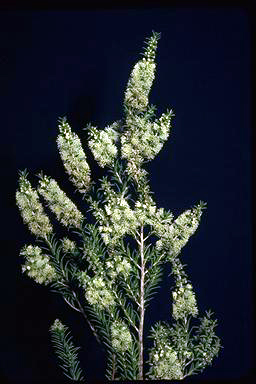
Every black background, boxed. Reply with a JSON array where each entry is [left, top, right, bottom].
[[0, 2, 253, 384]]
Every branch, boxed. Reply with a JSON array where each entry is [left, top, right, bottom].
[[45, 236, 101, 344], [112, 290, 139, 333], [112, 353, 116, 381], [72, 291, 101, 344]]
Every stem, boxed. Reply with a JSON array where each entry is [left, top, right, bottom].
[[138, 226, 145, 380], [72, 291, 101, 344], [63, 296, 81, 312], [112, 353, 116, 380]]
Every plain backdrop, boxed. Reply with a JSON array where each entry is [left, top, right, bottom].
[[0, 5, 252, 384]]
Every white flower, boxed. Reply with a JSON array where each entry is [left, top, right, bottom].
[[124, 59, 156, 112], [96, 184, 139, 246], [172, 283, 198, 320], [61, 237, 76, 253], [38, 175, 83, 228], [16, 172, 52, 237], [150, 343, 183, 380], [20, 245, 56, 285], [83, 276, 115, 310], [155, 203, 204, 256], [88, 122, 119, 168], [57, 118, 91, 193], [111, 319, 132, 352], [50, 319, 65, 332]]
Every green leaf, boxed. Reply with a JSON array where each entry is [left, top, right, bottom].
[[144, 264, 163, 307], [50, 319, 84, 381]]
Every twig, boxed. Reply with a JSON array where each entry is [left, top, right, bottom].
[[112, 353, 116, 381]]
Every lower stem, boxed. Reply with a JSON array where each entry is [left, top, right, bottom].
[[138, 226, 145, 380]]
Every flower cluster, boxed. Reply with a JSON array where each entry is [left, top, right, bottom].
[[156, 202, 205, 257], [124, 59, 156, 112], [105, 255, 131, 280], [77, 272, 115, 310], [135, 197, 173, 230], [50, 318, 65, 332], [171, 257, 198, 320], [38, 175, 83, 228], [88, 122, 119, 168], [148, 323, 182, 380], [16, 171, 52, 237], [57, 118, 91, 194], [122, 110, 173, 163], [91, 180, 139, 246], [111, 319, 132, 352], [61, 237, 76, 253], [101, 194, 138, 245], [126, 159, 148, 182], [150, 345, 183, 380], [20, 244, 57, 285], [103, 196, 138, 244], [172, 283, 198, 320], [124, 32, 160, 112]]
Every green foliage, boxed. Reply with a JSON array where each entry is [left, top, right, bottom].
[[16, 31, 222, 381], [50, 319, 84, 381], [144, 263, 164, 308], [188, 310, 222, 376]]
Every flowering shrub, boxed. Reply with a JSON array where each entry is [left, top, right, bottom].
[[16, 31, 222, 381]]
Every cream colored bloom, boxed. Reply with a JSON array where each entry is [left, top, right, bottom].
[[38, 174, 83, 228], [155, 203, 205, 256], [78, 272, 115, 310], [111, 319, 132, 352], [50, 319, 65, 332], [61, 237, 76, 253], [84, 276, 115, 310], [172, 283, 198, 320], [150, 344, 183, 380], [99, 194, 139, 245], [20, 244, 56, 285], [124, 59, 156, 112], [16, 172, 52, 237], [57, 118, 90, 193], [121, 110, 173, 167], [88, 122, 119, 168], [106, 255, 131, 279]]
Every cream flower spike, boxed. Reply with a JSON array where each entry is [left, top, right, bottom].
[[57, 117, 91, 194], [16, 169, 53, 237], [37, 173, 83, 228]]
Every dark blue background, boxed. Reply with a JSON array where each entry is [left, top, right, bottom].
[[0, 6, 252, 384]]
